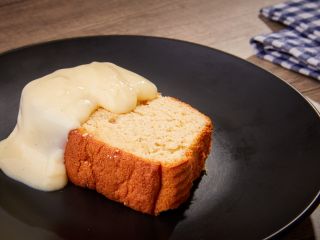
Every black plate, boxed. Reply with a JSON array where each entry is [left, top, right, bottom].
[[0, 36, 319, 240]]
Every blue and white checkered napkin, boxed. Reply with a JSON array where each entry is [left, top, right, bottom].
[[250, 0, 320, 81]]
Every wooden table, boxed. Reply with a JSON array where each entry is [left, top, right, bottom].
[[0, 0, 319, 239]]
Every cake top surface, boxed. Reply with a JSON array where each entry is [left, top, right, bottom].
[[83, 96, 211, 163]]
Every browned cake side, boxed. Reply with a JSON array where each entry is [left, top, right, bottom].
[[64, 97, 213, 215]]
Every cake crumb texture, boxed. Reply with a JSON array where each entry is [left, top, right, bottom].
[[64, 96, 213, 215]]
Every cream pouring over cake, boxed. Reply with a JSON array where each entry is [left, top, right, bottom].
[[0, 62, 212, 215]]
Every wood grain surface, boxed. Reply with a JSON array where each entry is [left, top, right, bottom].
[[0, 0, 319, 239]]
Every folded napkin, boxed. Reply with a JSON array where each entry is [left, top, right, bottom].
[[251, 0, 320, 81]]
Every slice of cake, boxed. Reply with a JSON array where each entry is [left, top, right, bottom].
[[64, 96, 212, 215]]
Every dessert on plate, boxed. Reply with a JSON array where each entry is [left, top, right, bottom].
[[0, 62, 213, 215]]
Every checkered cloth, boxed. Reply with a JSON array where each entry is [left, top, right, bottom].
[[250, 0, 320, 81]]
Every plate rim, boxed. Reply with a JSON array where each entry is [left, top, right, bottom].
[[0, 34, 319, 239]]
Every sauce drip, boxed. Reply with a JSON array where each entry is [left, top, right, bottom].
[[0, 62, 158, 191]]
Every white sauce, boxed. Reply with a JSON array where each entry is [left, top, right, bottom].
[[0, 62, 157, 191]]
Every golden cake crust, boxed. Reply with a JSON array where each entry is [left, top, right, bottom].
[[64, 97, 213, 215], [65, 122, 212, 215]]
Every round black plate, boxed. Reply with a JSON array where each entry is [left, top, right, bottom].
[[0, 36, 319, 240]]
